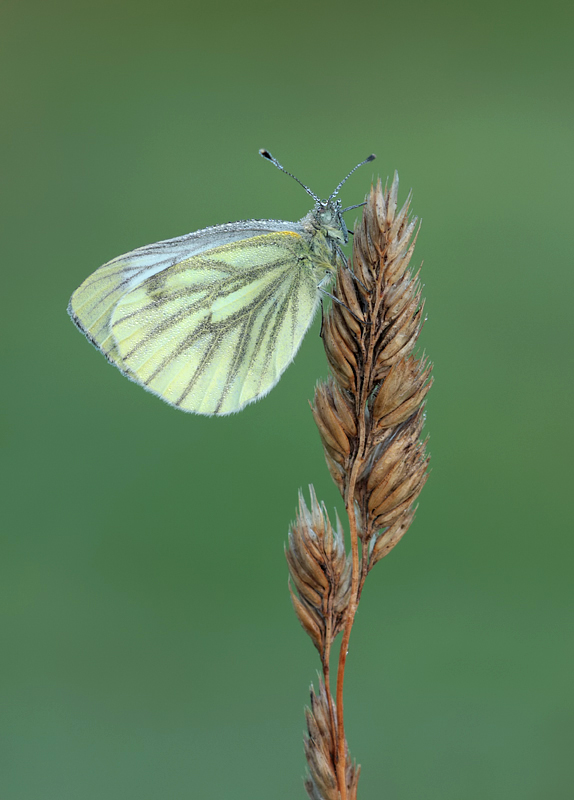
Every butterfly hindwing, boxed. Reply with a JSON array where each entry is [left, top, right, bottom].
[[109, 232, 323, 415], [68, 220, 306, 363]]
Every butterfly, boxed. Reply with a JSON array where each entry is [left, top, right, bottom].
[[68, 149, 375, 416]]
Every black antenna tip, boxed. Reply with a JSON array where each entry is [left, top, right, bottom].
[[366, 154, 376, 162], [259, 149, 273, 160]]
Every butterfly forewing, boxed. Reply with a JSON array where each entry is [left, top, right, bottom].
[[68, 220, 306, 361], [109, 232, 325, 415]]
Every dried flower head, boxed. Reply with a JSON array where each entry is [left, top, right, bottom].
[[314, 172, 432, 566], [304, 680, 360, 800], [288, 172, 432, 800], [286, 487, 352, 657]]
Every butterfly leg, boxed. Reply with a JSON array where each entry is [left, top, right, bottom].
[[334, 243, 368, 293], [318, 286, 367, 325]]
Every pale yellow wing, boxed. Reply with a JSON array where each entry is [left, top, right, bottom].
[[68, 220, 306, 364], [108, 232, 322, 415], [69, 239, 205, 364]]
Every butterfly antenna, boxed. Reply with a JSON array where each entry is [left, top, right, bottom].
[[259, 149, 320, 203], [342, 201, 367, 213], [329, 154, 376, 201]]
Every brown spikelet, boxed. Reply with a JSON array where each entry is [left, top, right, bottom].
[[304, 681, 360, 800], [314, 172, 432, 566], [289, 170, 432, 800], [286, 487, 352, 656]]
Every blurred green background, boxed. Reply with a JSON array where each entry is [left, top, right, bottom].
[[2, 0, 573, 797]]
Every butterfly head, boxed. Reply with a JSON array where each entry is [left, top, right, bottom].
[[259, 149, 375, 248]]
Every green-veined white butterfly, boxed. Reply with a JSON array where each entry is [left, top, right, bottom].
[[68, 150, 375, 416]]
